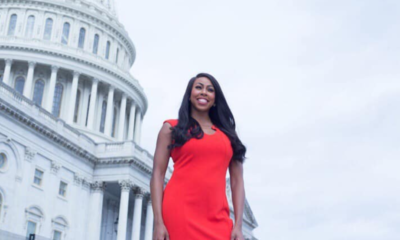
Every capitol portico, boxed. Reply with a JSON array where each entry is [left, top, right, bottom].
[[0, 0, 259, 239]]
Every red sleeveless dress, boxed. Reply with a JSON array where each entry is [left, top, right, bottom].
[[162, 119, 234, 240]]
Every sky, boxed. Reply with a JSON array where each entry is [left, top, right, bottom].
[[116, 0, 400, 239]]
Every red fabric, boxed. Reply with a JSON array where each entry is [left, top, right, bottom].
[[162, 119, 234, 240]]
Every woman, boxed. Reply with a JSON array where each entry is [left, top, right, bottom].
[[150, 73, 247, 240]]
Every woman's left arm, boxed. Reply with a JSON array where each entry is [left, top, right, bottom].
[[229, 159, 245, 240]]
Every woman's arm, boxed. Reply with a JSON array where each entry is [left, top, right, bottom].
[[150, 122, 173, 226], [229, 159, 245, 230]]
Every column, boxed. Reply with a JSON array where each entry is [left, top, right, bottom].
[[118, 94, 127, 141], [87, 181, 106, 240], [79, 87, 90, 126], [67, 71, 80, 124], [2, 59, 13, 85], [144, 196, 154, 240], [45, 65, 59, 112], [117, 180, 132, 240], [131, 187, 144, 240], [104, 85, 115, 136], [127, 103, 136, 140], [87, 78, 99, 130], [23, 61, 36, 98], [133, 110, 142, 144]]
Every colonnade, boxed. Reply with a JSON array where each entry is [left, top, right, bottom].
[[88, 181, 154, 240], [1, 59, 143, 143]]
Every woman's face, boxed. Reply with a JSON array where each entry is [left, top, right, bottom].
[[190, 77, 216, 112]]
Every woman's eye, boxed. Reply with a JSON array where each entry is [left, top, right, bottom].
[[196, 86, 201, 89], [208, 89, 214, 92]]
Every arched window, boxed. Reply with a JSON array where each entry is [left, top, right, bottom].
[[0, 152, 8, 174], [85, 94, 90, 126], [43, 18, 53, 40], [0, 153, 6, 169], [61, 22, 70, 44], [125, 113, 129, 140], [115, 48, 119, 63], [74, 90, 81, 123], [7, 14, 17, 36], [78, 28, 86, 49], [93, 34, 99, 54], [52, 216, 68, 240], [14, 76, 25, 95], [25, 206, 44, 238], [32, 80, 45, 106], [105, 41, 111, 59], [100, 100, 107, 133], [52, 83, 63, 117], [111, 107, 117, 137], [25, 15, 35, 38]]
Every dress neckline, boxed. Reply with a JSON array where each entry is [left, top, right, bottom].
[[203, 124, 217, 136]]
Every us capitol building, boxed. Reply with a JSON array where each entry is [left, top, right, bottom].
[[0, 0, 258, 239]]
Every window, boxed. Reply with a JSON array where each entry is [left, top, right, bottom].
[[26, 221, 37, 238], [61, 22, 70, 44], [78, 28, 86, 49], [43, 18, 53, 40], [25, 206, 44, 238], [74, 90, 81, 123], [85, 94, 90, 126], [52, 83, 63, 117], [0, 153, 6, 169], [93, 34, 99, 54], [111, 107, 117, 137], [105, 41, 111, 59], [59, 181, 67, 197], [25, 15, 35, 38], [33, 80, 45, 106], [52, 217, 68, 240], [100, 101, 107, 133], [7, 14, 17, 36], [53, 230, 62, 240], [115, 48, 119, 63], [33, 169, 43, 186], [14, 76, 25, 95]]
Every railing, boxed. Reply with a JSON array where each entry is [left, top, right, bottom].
[[0, 230, 51, 240], [96, 140, 155, 167], [0, 80, 157, 170], [0, 81, 96, 151]]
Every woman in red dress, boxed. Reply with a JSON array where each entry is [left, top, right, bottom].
[[150, 73, 247, 240]]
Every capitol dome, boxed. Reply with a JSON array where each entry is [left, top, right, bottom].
[[0, 0, 145, 143]]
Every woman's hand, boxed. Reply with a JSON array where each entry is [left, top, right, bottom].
[[153, 222, 170, 240], [230, 225, 245, 240]]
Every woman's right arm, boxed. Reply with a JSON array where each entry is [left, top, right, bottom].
[[150, 122, 173, 239]]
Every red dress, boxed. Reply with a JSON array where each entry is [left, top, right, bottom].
[[162, 119, 234, 240]]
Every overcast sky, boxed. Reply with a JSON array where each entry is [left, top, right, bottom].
[[116, 0, 400, 239]]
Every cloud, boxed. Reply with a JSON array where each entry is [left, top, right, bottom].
[[117, 0, 400, 239]]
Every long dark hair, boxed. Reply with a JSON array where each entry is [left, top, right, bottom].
[[167, 73, 247, 164]]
